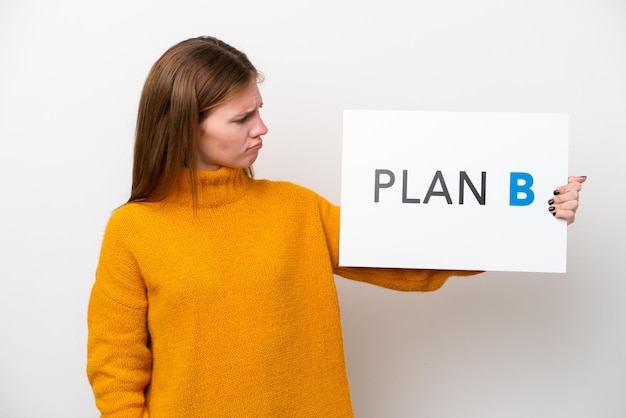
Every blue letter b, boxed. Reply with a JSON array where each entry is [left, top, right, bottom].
[[510, 172, 535, 206]]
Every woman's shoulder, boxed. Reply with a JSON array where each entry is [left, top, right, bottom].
[[108, 200, 151, 217], [252, 178, 326, 201], [103, 201, 160, 231], [251, 178, 337, 216]]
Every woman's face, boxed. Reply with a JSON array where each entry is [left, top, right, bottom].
[[196, 80, 268, 171]]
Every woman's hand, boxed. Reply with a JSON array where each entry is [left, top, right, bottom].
[[549, 176, 587, 225]]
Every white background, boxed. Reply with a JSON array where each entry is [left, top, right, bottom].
[[0, 1, 624, 417]]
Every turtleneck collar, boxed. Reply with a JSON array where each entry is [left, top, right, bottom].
[[166, 167, 252, 208]]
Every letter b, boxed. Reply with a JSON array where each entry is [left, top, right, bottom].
[[510, 172, 535, 206]]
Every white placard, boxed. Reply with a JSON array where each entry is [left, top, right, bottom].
[[339, 110, 569, 273]]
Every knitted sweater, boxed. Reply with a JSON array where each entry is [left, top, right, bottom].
[[87, 167, 478, 418]]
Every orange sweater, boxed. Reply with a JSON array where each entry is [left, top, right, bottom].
[[87, 167, 478, 418]]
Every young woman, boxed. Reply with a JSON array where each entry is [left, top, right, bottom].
[[87, 36, 585, 418]]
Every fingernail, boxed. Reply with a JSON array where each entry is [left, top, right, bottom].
[[553, 190, 560, 195], [548, 206, 556, 212], [548, 199, 555, 205], [552, 212, 556, 216]]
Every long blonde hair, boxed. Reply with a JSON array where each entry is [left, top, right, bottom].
[[129, 36, 260, 205]]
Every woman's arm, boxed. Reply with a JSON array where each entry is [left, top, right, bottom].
[[317, 197, 482, 292], [87, 210, 151, 418]]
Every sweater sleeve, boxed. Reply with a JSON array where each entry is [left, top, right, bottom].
[[318, 196, 483, 291], [87, 209, 151, 418]]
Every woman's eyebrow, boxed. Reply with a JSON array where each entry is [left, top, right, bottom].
[[234, 102, 263, 118]]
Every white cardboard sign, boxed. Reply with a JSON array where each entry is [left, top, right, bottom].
[[339, 110, 569, 273]]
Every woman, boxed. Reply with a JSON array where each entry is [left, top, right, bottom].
[[87, 36, 585, 418]]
